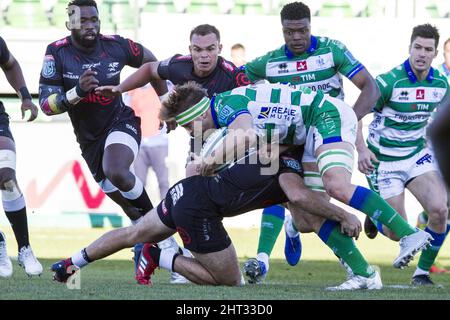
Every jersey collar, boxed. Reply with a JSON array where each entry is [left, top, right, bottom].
[[284, 35, 318, 59], [403, 59, 434, 83]]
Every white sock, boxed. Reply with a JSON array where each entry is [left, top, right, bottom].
[[71, 249, 89, 268], [256, 252, 269, 271], [239, 272, 246, 286], [413, 267, 429, 277], [286, 220, 299, 238], [159, 249, 176, 271]]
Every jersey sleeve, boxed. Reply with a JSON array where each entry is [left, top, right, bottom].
[[39, 44, 63, 86], [118, 36, 144, 68], [330, 39, 364, 80], [216, 95, 251, 127], [373, 73, 393, 112], [0, 36, 10, 65], [244, 54, 269, 83], [157, 55, 177, 80]]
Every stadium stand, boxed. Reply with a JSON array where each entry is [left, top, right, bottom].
[[0, 0, 448, 28]]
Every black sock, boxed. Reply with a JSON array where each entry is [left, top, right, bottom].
[[5, 207, 29, 250], [172, 253, 180, 271], [127, 189, 153, 216], [148, 244, 161, 265]]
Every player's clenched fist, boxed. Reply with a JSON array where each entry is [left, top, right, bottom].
[[78, 69, 99, 93]]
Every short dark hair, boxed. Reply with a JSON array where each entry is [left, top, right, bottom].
[[190, 24, 220, 42], [231, 43, 245, 51], [411, 24, 440, 49], [280, 2, 311, 22], [67, 0, 98, 15]]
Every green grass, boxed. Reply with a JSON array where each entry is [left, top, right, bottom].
[[1, 227, 450, 300]]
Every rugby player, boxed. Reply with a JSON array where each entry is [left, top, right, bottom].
[[51, 150, 383, 290], [38, 0, 168, 274], [357, 24, 449, 285], [0, 36, 42, 277], [159, 81, 433, 276], [241, 1, 380, 280]]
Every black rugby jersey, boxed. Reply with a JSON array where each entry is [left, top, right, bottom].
[[157, 54, 250, 98], [39, 35, 143, 146]]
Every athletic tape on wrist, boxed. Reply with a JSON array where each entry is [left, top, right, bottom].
[[66, 86, 84, 105]]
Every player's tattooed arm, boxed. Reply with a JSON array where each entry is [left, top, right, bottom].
[[38, 84, 70, 115]]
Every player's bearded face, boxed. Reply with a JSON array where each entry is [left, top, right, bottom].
[[69, 6, 100, 48], [282, 18, 311, 55], [409, 37, 437, 73]]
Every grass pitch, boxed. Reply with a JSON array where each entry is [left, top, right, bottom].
[[1, 227, 450, 300]]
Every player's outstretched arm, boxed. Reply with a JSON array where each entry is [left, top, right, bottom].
[[95, 61, 161, 97], [142, 47, 167, 97]]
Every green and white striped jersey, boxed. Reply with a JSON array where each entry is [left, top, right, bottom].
[[244, 35, 364, 99], [211, 83, 325, 145], [367, 59, 449, 161]]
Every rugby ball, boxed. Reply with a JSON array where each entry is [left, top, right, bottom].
[[199, 128, 232, 173]]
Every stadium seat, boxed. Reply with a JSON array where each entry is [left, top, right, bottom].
[[0, 0, 12, 25], [232, 0, 266, 15], [365, 0, 388, 17], [187, 0, 221, 15], [300, 0, 324, 16], [349, 0, 369, 17], [173, 0, 190, 13], [319, 1, 353, 18], [104, 0, 138, 31], [143, 0, 177, 13], [434, 0, 450, 18], [414, 0, 439, 19], [4, 0, 50, 28], [216, 0, 233, 14]]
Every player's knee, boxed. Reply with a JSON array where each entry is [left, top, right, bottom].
[[1, 179, 22, 201], [127, 225, 144, 246], [323, 180, 348, 202], [287, 191, 309, 208], [428, 205, 448, 227], [104, 167, 133, 190]]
